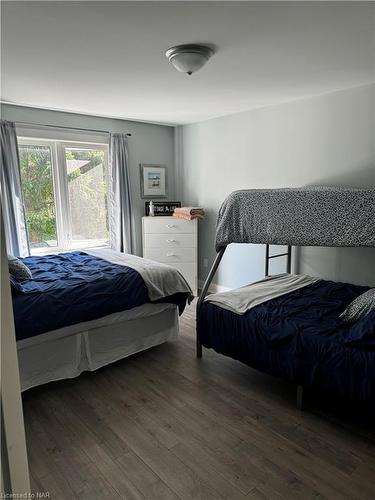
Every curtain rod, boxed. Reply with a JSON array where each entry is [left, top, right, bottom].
[[15, 121, 131, 136]]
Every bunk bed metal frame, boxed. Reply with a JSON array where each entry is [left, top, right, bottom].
[[196, 187, 375, 409], [197, 244, 314, 411]]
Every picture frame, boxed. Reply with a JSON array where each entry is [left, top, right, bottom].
[[145, 201, 181, 216], [140, 164, 167, 199]]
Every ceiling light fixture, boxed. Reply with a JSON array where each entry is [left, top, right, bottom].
[[165, 44, 214, 75]]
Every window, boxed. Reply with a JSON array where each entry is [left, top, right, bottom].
[[18, 143, 58, 250], [18, 138, 109, 254]]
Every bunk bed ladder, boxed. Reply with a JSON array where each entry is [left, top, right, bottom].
[[265, 244, 292, 276], [265, 245, 304, 409]]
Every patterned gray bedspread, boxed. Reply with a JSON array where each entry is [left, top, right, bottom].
[[215, 187, 375, 251]]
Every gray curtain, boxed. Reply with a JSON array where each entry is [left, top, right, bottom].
[[109, 133, 135, 254], [0, 120, 29, 257]]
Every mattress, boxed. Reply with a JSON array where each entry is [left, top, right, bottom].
[[12, 251, 189, 341], [198, 279, 375, 406], [215, 187, 375, 250]]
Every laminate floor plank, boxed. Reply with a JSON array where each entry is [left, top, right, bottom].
[[99, 367, 258, 495], [22, 302, 375, 499], [61, 376, 223, 499], [125, 368, 360, 500], [42, 391, 146, 500], [116, 451, 179, 500], [144, 338, 365, 475], [170, 440, 248, 500], [25, 398, 122, 500]]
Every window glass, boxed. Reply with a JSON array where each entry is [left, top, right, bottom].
[[65, 147, 109, 248], [19, 144, 58, 251]]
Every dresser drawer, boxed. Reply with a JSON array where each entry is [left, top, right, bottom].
[[143, 217, 197, 234], [144, 233, 196, 249], [144, 247, 196, 263]]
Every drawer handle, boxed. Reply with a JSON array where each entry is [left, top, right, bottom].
[[166, 239, 177, 243], [166, 252, 176, 257], [166, 224, 177, 229]]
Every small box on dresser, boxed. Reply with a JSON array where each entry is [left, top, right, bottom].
[[142, 216, 198, 296]]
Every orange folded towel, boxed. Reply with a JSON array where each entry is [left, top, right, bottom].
[[174, 207, 205, 218], [173, 212, 204, 221]]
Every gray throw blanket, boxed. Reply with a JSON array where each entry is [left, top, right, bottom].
[[87, 248, 193, 302], [215, 187, 375, 251], [205, 273, 319, 315]]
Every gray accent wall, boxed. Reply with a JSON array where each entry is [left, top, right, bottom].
[[178, 84, 375, 288], [0, 104, 175, 256]]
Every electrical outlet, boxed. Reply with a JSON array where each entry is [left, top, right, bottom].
[[203, 258, 208, 268]]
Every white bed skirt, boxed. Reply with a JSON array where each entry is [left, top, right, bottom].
[[17, 303, 178, 391]]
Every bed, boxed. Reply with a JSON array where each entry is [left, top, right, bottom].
[[197, 187, 375, 407], [12, 248, 193, 391]]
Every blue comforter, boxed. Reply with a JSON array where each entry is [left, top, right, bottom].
[[198, 280, 375, 406], [13, 252, 187, 341]]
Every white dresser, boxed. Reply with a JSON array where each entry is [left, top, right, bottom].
[[142, 216, 198, 295]]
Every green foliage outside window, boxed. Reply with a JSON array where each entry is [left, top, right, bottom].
[[19, 145, 57, 247]]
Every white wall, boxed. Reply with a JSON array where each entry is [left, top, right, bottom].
[[179, 84, 375, 288], [1, 211, 30, 494], [0, 104, 175, 256]]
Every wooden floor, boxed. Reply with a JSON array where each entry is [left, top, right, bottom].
[[24, 302, 375, 500]]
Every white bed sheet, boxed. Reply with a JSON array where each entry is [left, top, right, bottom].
[[17, 303, 178, 391]]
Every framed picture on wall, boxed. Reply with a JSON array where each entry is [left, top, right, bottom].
[[140, 164, 167, 198]]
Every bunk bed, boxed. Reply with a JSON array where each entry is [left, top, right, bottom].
[[197, 187, 375, 408]]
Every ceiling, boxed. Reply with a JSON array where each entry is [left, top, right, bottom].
[[1, 1, 374, 125]]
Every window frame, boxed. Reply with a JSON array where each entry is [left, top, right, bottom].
[[17, 136, 109, 255]]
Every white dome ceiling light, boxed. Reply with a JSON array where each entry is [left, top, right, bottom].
[[165, 44, 214, 75]]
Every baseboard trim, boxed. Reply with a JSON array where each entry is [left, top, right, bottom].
[[198, 280, 231, 294]]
